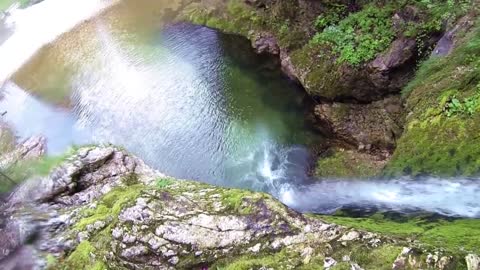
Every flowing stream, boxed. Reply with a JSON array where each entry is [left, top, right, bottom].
[[0, 0, 479, 218]]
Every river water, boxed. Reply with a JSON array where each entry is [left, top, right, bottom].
[[1, 0, 480, 218], [1, 0, 320, 192]]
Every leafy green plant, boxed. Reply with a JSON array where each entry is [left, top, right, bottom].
[[279, 20, 290, 36], [312, 4, 395, 66], [404, 0, 473, 58], [314, 4, 347, 30], [444, 88, 480, 117], [156, 178, 174, 189]]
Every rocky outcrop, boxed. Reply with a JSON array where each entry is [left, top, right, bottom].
[[312, 96, 404, 178], [368, 38, 417, 93], [230, 1, 440, 102], [314, 96, 404, 152], [466, 254, 480, 270], [1, 108, 46, 167], [0, 135, 46, 170], [6, 146, 158, 205], [432, 15, 476, 56], [249, 32, 298, 80], [179, 0, 479, 178], [0, 121, 15, 154], [0, 146, 473, 269], [293, 36, 420, 102], [393, 248, 456, 270]]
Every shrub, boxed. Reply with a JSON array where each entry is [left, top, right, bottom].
[[312, 4, 395, 66]]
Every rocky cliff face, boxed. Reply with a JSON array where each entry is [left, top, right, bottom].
[[0, 146, 477, 269], [179, 0, 480, 178]]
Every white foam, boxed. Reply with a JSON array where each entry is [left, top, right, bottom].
[[279, 177, 480, 217], [0, 0, 117, 84]]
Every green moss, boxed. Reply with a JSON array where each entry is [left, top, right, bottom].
[[289, 43, 345, 98], [315, 149, 382, 179], [155, 177, 174, 188], [121, 173, 139, 186], [0, 124, 15, 154], [74, 185, 144, 231], [180, 0, 264, 37], [356, 245, 402, 270], [220, 188, 267, 215], [63, 185, 145, 269], [328, 243, 401, 270], [330, 262, 351, 270], [214, 248, 303, 270], [421, 219, 480, 253], [45, 254, 58, 269], [319, 213, 480, 253], [387, 21, 480, 177], [312, 4, 396, 66], [385, 116, 480, 176], [64, 241, 107, 270]]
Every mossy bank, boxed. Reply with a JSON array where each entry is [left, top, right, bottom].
[[386, 21, 480, 177], [1, 146, 479, 269]]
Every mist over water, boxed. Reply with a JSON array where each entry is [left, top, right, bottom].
[[0, 0, 479, 219]]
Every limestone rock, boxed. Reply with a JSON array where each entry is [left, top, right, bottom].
[[339, 230, 360, 242], [466, 254, 480, 270], [252, 32, 280, 55], [324, 257, 337, 268], [368, 38, 417, 91], [0, 146, 470, 269]]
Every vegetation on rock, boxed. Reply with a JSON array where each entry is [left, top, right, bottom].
[[315, 148, 385, 179], [320, 212, 480, 254], [312, 3, 396, 66], [1, 146, 474, 270], [386, 21, 480, 177]]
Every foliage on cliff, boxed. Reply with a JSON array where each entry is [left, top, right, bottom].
[[385, 22, 480, 177], [312, 0, 472, 66], [2, 146, 474, 270], [321, 212, 480, 254], [180, 0, 476, 101]]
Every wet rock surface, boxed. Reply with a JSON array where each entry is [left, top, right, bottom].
[[314, 96, 404, 152], [0, 146, 475, 269]]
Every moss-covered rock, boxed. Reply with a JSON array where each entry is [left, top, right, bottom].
[[320, 212, 480, 255], [315, 96, 404, 151], [385, 17, 480, 177], [0, 146, 474, 269], [178, 0, 478, 173], [315, 148, 387, 179], [180, 0, 474, 102]]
